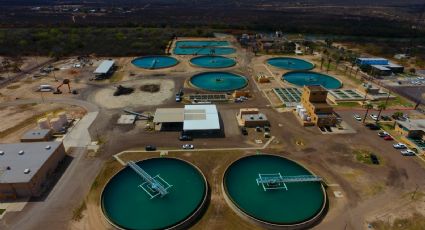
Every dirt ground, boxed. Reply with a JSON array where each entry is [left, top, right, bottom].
[[91, 79, 175, 109], [0, 103, 85, 143], [1, 36, 425, 230]]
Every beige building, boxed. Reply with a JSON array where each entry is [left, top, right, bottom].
[[395, 119, 425, 139], [0, 142, 66, 199], [394, 119, 425, 152], [300, 85, 338, 127], [236, 108, 269, 127], [20, 129, 53, 142]]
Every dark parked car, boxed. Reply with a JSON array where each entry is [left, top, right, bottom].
[[365, 123, 380, 130], [145, 145, 157, 151], [381, 115, 391, 121], [177, 88, 184, 96], [370, 154, 379, 165], [179, 135, 193, 141], [378, 131, 389, 137], [241, 127, 248, 135], [255, 126, 262, 132], [264, 125, 270, 132]]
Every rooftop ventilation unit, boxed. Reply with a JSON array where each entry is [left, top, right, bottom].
[[0, 150, 4, 155], [45, 145, 51, 150], [24, 169, 31, 174], [18, 150, 25, 155]]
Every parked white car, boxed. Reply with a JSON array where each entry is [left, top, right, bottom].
[[401, 149, 416, 156], [370, 114, 378, 121], [353, 114, 362, 121], [393, 143, 407, 149], [182, 144, 194, 149], [37, 84, 54, 92]]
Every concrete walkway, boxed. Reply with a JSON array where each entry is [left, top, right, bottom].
[[114, 136, 276, 165], [63, 111, 99, 149]]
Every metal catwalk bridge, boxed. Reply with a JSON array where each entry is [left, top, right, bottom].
[[128, 161, 172, 198], [256, 173, 322, 191]]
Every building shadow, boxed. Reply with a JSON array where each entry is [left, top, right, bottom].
[[29, 154, 74, 202]]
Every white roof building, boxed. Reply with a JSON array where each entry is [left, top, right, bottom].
[[183, 104, 220, 131], [94, 60, 115, 75], [153, 104, 220, 131]]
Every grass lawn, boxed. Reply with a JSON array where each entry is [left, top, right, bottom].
[[336, 101, 361, 108], [0, 209, 5, 215], [353, 149, 375, 165], [385, 95, 414, 108], [380, 123, 396, 132]]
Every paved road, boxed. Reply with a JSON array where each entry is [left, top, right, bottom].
[[0, 98, 99, 113]]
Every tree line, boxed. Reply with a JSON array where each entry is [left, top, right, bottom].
[[0, 27, 213, 57]]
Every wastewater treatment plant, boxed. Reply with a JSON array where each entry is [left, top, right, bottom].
[[3, 18, 425, 230], [101, 158, 208, 230]]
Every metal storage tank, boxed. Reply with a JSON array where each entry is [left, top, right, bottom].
[[37, 118, 50, 129], [50, 118, 63, 132]]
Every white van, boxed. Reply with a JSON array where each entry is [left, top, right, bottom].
[[38, 84, 54, 92]]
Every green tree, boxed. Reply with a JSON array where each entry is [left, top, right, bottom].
[[392, 111, 403, 119], [325, 39, 333, 47], [376, 103, 387, 124], [363, 103, 374, 123], [326, 58, 331, 72]]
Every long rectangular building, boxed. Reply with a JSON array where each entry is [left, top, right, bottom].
[[153, 104, 221, 135], [0, 142, 66, 199]]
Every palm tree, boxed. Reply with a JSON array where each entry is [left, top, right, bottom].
[[363, 103, 374, 123], [335, 55, 341, 71], [376, 103, 387, 124], [354, 68, 360, 78], [326, 58, 331, 72]]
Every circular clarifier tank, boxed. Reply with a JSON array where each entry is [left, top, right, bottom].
[[173, 41, 236, 55], [131, 56, 179, 69], [283, 71, 342, 89], [101, 158, 208, 230], [267, 57, 315, 71], [223, 154, 327, 229], [190, 56, 236, 68], [189, 72, 248, 92]]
